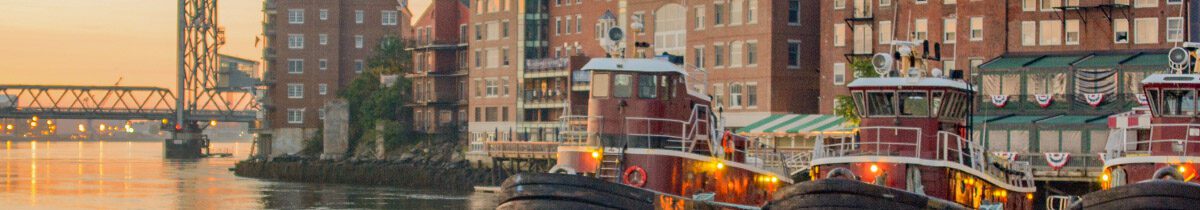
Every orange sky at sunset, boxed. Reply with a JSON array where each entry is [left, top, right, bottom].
[[0, 0, 431, 88]]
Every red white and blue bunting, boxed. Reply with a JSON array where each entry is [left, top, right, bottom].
[[992, 152, 1018, 162], [1136, 94, 1149, 106], [1035, 94, 1053, 108], [991, 95, 1009, 108], [1084, 93, 1105, 107], [1044, 152, 1071, 170]]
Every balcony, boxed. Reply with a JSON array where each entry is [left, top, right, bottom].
[[844, 7, 873, 22], [523, 90, 567, 108], [524, 58, 570, 78]]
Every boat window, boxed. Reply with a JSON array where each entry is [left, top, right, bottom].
[[1160, 89, 1197, 116], [613, 74, 633, 98], [931, 91, 944, 117], [592, 73, 611, 97], [899, 91, 930, 117], [852, 91, 866, 117], [940, 92, 963, 119], [638, 75, 657, 99], [866, 91, 896, 116], [1146, 89, 1159, 115]]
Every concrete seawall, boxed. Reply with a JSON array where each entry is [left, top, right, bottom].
[[234, 160, 506, 191]]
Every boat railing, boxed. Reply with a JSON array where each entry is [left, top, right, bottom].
[[1109, 123, 1200, 158], [814, 126, 923, 159], [939, 131, 1036, 189]]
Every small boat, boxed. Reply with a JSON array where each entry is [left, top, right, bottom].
[[1076, 46, 1200, 210], [768, 41, 1037, 210], [496, 58, 797, 209]]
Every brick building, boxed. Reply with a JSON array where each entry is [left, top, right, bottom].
[[817, 0, 1197, 202], [409, 0, 471, 134], [467, 0, 823, 137], [262, 0, 410, 148]]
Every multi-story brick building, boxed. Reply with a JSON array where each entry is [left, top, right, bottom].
[[409, 0, 470, 134], [262, 0, 410, 148], [818, 0, 1198, 203], [467, 0, 823, 137]]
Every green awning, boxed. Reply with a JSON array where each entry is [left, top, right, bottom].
[[1038, 115, 1107, 125], [986, 115, 1045, 125], [1026, 55, 1085, 68], [1074, 54, 1135, 68], [980, 56, 1041, 70], [971, 115, 1001, 125], [736, 114, 853, 135], [1122, 53, 1169, 67]]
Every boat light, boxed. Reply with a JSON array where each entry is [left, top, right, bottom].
[[591, 151, 600, 159], [1026, 193, 1033, 200], [1179, 165, 1188, 173], [716, 162, 724, 170], [770, 177, 778, 183], [1101, 174, 1110, 182], [869, 164, 879, 173]]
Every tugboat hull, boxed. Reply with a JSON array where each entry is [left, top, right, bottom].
[[766, 179, 968, 210], [1071, 180, 1200, 210], [498, 173, 734, 210]]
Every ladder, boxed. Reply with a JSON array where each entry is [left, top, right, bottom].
[[597, 147, 623, 182]]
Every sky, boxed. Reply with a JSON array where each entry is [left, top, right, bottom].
[[0, 0, 431, 88]]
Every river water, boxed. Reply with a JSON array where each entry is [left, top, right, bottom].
[[0, 139, 501, 209]]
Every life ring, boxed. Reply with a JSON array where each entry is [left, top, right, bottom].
[[623, 166, 648, 187]]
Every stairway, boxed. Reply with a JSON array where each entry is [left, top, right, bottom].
[[597, 148, 623, 182]]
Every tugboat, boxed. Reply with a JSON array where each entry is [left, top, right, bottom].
[[1075, 45, 1200, 210], [496, 58, 794, 209], [768, 41, 1037, 210]]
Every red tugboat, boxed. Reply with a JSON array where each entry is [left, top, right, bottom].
[[496, 58, 794, 209], [1075, 46, 1200, 210], [768, 41, 1036, 210]]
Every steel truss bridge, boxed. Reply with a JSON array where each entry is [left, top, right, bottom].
[[0, 85, 255, 122]]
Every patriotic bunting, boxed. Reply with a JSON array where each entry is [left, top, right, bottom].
[[1044, 152, 1071, 170], [1035, 94, 1053, 108], [1085, 93, 1105, 107], [991, 95, 1009, 108], [992, 152, 1018, 162]]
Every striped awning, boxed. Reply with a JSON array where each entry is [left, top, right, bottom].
[[736, 114, 854, 136]]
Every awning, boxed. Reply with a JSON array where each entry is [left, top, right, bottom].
[[1038, 115, 1107, 125], [736, 114, 853, 136], [1074, 54, 1135, 68], [979, 56, 1041, 70], [1122, 53, 1169, 67], [1026, 55, 1086, 68], [983, 115, 1045, 125]]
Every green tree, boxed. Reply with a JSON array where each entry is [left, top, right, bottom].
[[834, 58, 877, 126], [340, 36, 415, 152]]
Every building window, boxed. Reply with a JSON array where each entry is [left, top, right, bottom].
[[714, 3, 725, 25], [287, 109, 304, 124], [576, 15, 582, 34], [382, 11, 398, 25], [319, 34, 328, 45], [879, 21, 892, 45], [834, 24, 846, 47], [485, 79, 498, 97], [288, 34, 304, 49], [1114, 19, 1129, 43], [695, 6, 706, 30], [1134, 0, 1157, 8], [288, 9, 304, 24], [787, 0, 800, 24], [713, 44, 725, 66], [787, 41, 800, 67], [730, 0, 744, 25], [502, 48, 510, 66], [1022, 0, 1036, 11], [319, 59, 327, 70], [1134, 18, 1158, 44], [355, 10, 364, 24], [852, 25, 872, 54], [693, 46, 705, 67], [730, 41, 744, 67], [319, 108, 326, 120], [881, 0, 892, 6], [970, 59, 984, 71], [1066, 20, 1081, 45], [945, 0, 956, 4], [287, 59, 303, 74], [913, 19, 928, 40], [474, 50, 482, 67], [834, 0, 846, 9], [746, 84, 758, 107], [1167, 17, 1184, 42], [834, 63, 847, 85], [287, 84, 303, 99], [355, 60, 365, 73], [1041, 0, 1061, 11], [915, 0, 927, 4], [1021, 21, 1036, 46], [319, 9, 328, 21], [713, 84, 725, 107], [747, 0, 757, 24], [969, 17, 983, 41], [1039, 20, 1062, 45], [746, 42, 757, 65], [355, 35, 364, 48], [1168, 0, 1183, 4], [944, 59, 956, 71], [729, 84, 743, 108], [501, 77, 510, 96], [319, 83, 328, 95], [555, 17, 562, 35], [501, 21, 510, 38], [943, 18, 957, 44], [565, 16, 573, 34]]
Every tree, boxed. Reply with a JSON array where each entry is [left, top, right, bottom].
[[340, 36, 414, 151], [834, 58, 877, 126]]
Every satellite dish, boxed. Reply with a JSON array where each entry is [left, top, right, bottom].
[[872, 53, 894, 76], [1169, 47, 1192, 73]]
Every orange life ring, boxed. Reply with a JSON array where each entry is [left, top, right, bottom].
[[623, 166, 648, 187]]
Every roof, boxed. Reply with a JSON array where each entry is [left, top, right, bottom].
[[736, 114, 853, 135], [1037, 115, 1107, 125], [1123, 53, 1169, 67], [581, 58, 687, 76], [1025, 55, 1085, 68], [974, 115, 1106, 126], [1142, 74, 1200, 84], [1074, 54, 1135, 68], [980, 56, 1040, 70], [847, 77, 973, 91]]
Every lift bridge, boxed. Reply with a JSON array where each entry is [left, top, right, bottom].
[[0, 0, 260, 158]]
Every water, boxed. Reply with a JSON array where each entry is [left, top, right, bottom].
[[0, 139, 501, 209]]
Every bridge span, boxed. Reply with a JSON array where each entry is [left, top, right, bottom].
[[0, 85, 256, 122]]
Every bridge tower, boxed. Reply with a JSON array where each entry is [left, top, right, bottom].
[[169, 0, 226, 158]]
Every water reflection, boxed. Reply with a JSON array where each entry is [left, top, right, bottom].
[[0, 140, 500, 209]]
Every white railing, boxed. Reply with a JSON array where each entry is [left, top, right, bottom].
[[814, 126, 1034, 189], [1108, 124, 1200, 159]]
